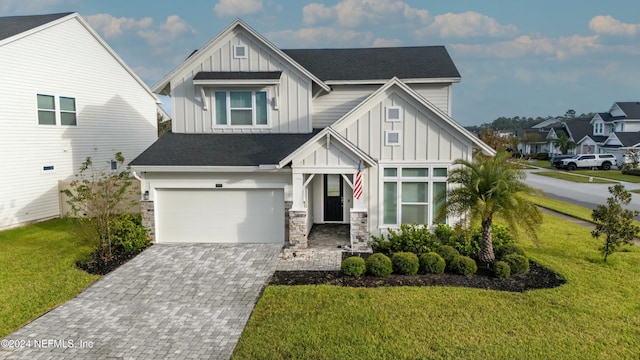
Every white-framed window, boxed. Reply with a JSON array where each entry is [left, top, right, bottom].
[[37, 94, 77, 126], [233, 45, 247, 59], [213, 90, 268, 126], [385, 130, 401, 146], [386, 106, 402, 122], [381, 165, 448, 226]]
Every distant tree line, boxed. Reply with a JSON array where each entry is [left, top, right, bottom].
[[465, 110, 595, 134]]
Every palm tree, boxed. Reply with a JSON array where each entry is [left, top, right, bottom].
[[551, 131, 576, 155], [444, 149, 542, 265]]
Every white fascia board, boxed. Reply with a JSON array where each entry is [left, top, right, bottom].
[[131, 165, 290, 173], [193, 79, 280, 86], [151, 19, 330, 94], [324, 77, 461, 85]]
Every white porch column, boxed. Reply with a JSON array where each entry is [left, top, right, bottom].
[[291, 171, 305, 210]]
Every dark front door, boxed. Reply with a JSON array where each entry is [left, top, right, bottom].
[[324, 174, 343, 221]]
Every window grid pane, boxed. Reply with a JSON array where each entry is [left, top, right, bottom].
[[37, 95, 55, 110], [434, 168, 447, 177], [433, 182, 447, 224], [215, 92, 227, 125], [60, 112, 76, 126], [402, 168, 428, 177], [38, 111, 56, 125], [60, 97, 75, 111], [383, 182, 397, 224], [255, 91, 267, 125], [230, 92, 252, 108], [230, 110, 252, 125], [383, 168, 397, 177], [402, 182, 428, 203], [401, 204, 428, 224]]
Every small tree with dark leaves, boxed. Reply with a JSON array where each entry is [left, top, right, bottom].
[[591, 184, 639, 262]]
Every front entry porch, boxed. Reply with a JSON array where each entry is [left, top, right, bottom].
[[307, 223, 350, 249]]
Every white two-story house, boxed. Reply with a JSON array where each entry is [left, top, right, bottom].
[[0, 12, 159, 230], [130, 19, 494, 251]]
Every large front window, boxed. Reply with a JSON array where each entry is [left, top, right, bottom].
[[213, 90, 268, 126], [382, 166, 447, 226]]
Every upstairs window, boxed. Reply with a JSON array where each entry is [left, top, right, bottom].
[[37, 94, 77, 126], [37, 94, 56, 125], [386, 106, 402, 122], [214, 91, 268, 126], [233, 45, 247, 59]]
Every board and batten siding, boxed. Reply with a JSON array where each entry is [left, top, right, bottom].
[[170, 28, 312, 134], [331, 86, 471, 234], [312, 83, 451, 128], [0, 17, 157, 230]]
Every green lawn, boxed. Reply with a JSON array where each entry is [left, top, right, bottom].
[[528, 159, 553, 169], [572, 170, 640, 183], [234, 215, 640, 359], [533, 171, 616, 183], [0, 219, 99, 337]]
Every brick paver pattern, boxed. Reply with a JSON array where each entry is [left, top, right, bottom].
[[0, 243, 281, 360]]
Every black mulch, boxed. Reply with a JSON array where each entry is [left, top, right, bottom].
[[76, 246, 150, 275], [269, 261, 565, 292]]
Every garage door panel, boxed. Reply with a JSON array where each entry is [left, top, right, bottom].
[[156, 189, 284, 243]]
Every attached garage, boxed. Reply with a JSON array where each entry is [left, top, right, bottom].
[[155, 188, 284, 244]]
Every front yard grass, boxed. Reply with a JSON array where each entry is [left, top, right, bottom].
[[533, 171, 616, 183], [234, 214, 640, 359], [572, 169, 640, 183], [527, 159, 553, 169], [0, 218, 99, 337]]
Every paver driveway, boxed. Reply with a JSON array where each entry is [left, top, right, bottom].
[[1, 243, 281, 360]]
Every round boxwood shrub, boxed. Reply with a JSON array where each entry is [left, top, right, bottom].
[[503, 254, 530, 275], [494, 261, 511, 279], [366, 253, 393, 277], [437, 245, 460, 263], [341, 256, 366, 277], [450, 255, 477, 276], [495, 244, 526, 260], [419, 252, 445, 274], [391, 252, 419, 275]]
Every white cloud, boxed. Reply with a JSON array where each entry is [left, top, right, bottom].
[[589, 15, 640, 37], [302, 0, 428, 28], [87, 14, 195, 50], [451, 34, 600, 60], [267, 27, 375, 47], [0, 0, 79, 14], [415, 11, 517, 38], [214, 0, 263, 17]]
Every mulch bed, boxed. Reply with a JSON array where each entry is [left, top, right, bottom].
[[76, 246, 150, 275], [269, 261, 566, 292]]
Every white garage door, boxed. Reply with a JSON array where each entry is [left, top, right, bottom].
[[155, 188, 284, 243]]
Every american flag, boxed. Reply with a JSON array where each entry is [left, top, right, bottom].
[[354, 161, 363, 200]]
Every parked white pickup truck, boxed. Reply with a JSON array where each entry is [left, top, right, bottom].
[[560, 153, 617, 171]]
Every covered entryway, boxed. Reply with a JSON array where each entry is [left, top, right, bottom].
[[155, 188, 284, 243]]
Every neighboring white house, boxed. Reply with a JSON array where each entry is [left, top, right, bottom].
[[130, 19, 494, 251], [0, 12, 159, 230]]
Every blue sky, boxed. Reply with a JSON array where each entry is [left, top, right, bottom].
[[3, 0, 639, 126]]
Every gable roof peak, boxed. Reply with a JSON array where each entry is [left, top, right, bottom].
[[0, 12, 75, 43]]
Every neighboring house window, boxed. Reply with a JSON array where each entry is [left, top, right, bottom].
[[382, 166, 448, 226], [233, 45, 247, 59], [60, 97, 77, 126], [386, 106, 402, 122], [37, 94, 56, 125], [385, 131, 401, 146], [37, 94, 77, 126], [213, 91, 268, 126]]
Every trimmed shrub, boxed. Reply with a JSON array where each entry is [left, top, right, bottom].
[[391, 252, 419, 275], [495, 244, 527, 260], [437, 245, 460, 264], [494, 261, 511, 279], [110, 213, 150, 254], [341, 256, 366, 277], [534, 152, 550, 160], [450, 255, 478, 276], [371, 223, 438, 255], [436, 224, 480, 257], [419, 252, 445, 274], [366, 253, 393, 277], [504, 254, 530, 275]]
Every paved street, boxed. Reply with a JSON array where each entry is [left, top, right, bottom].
[[523, 169, 640, 220], [0, 244, 281, 360]]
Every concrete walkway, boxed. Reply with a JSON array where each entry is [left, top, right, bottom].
[[0, 243, 281, 360]]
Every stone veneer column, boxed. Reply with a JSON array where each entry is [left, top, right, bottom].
[[284, 201, 293, 243], [350, 209, 371, 252], [288, 209, 308, 249], [140, 200, 155, 241]]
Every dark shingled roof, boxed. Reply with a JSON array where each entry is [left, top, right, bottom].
[[283, 46, 460, 81], [616, 102, 640, 119], [613, 132, 640, 147], [193, 71, 282, 80], [563, 117, 592, 141], [598, 112, 614, 122], [0, 12, 72, 42], [130, 131, 321, 166]]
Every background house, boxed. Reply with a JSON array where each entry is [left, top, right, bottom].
[[131, 19, 494, 250], [0, 13, 159, 230]]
